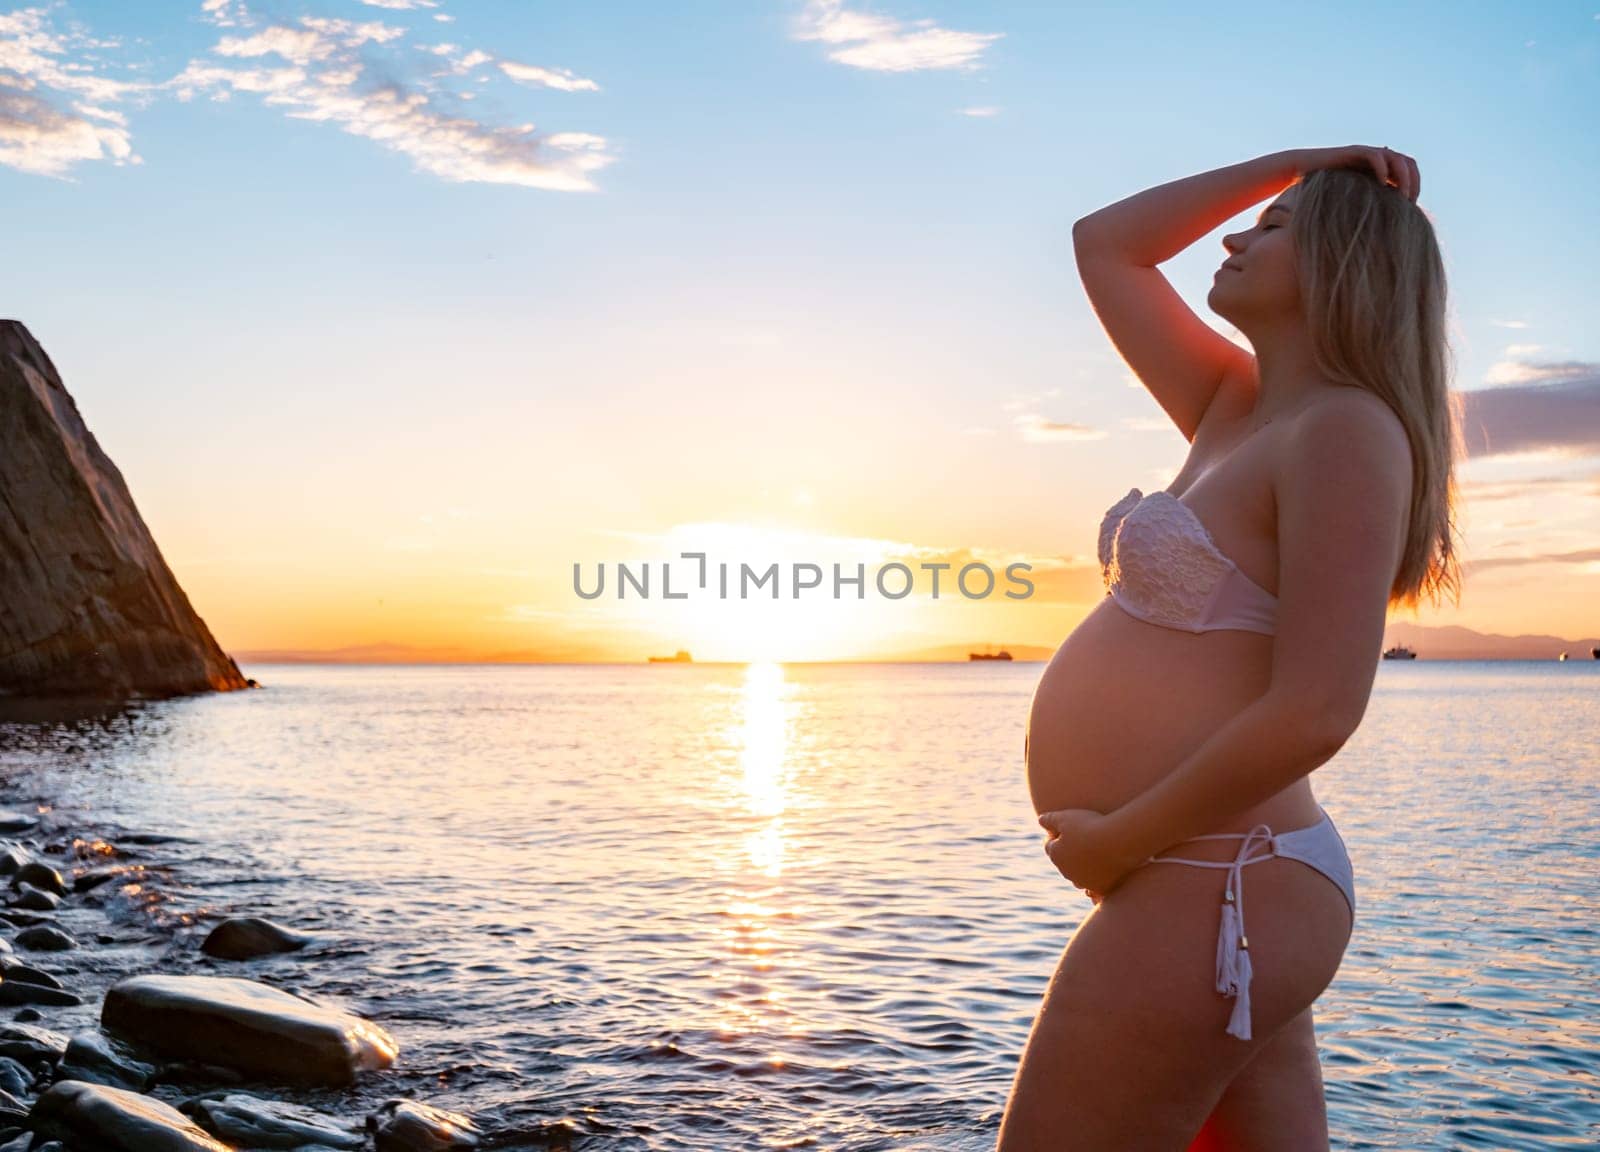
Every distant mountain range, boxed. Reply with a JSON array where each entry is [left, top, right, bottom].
[[233, 622, 1600, 666], [1377, 622, 1599, 661]]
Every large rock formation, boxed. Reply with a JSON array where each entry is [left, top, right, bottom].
[[0, 320, 250, 698]]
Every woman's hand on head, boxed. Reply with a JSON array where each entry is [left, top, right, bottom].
[[1291, 145, 1420, 201]]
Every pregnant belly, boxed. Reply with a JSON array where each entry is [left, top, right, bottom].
[[1026, 596, 1292, 824]]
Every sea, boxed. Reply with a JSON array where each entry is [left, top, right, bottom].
[[1, 660, 1596, 1150]]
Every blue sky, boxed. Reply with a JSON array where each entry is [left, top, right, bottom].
[[2, 1, 1597, 658]]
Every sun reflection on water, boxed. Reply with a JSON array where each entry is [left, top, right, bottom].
[[715, 661, 800, 1043]]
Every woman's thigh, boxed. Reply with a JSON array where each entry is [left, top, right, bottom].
[[996, 857, 1353, 1152], [1189, 1006, 1330, 1152]]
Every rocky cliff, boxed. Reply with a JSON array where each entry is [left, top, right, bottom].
[[0, 320, 250, 698]]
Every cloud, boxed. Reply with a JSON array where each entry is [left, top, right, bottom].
[[1014, 414, 1107, 444], [792, 0, 1002, 73], [176, 4, 614, 191], [1459, 470, 1600, 503], [958, 104, 1000, 117], [359, 0, 440, 8], [1459, 361, 1600, 459], [1464, 546, 1600, 574], [498, 60, 600, 92], [0, 6, 144, 175]]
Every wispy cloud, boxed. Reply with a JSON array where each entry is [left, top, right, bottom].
[[1014, 414, 1107, 444], [0, 6, 146, 176], [498, 60, 600, 92], [1459, 360, 1600, 458], [1, 2, 611, 190], [792, 0, 1002, 73], [1465, 545, 1600, 573], [958, 104, 1000, 117], [173, 2, 614, 191]]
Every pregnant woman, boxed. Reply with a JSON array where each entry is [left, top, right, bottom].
[[998, 147, 1464, 1150]]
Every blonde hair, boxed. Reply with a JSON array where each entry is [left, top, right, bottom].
[[1291, 166, 1465, 612]]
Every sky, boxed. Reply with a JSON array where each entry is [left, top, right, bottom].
[[1, 0, 1597, 663]]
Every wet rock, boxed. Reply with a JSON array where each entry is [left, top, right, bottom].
[[0, 1022, 67, 1063], [9, 885, 59, 914], [0, 981, 78, 1008], [0, 848, 29, 878], [12, 928, 72, 952], [0, 963, 63, 992], [0, 913, 55, 931], [0, 1088, 24, 1123], [58, 1031, 156, 1091], [0, 1131, 29, 1152], [0, 817, 34, 837], [152, 1062, 245, 1088], [184, 1093, 364, 1149], [28, 1079, 232, 1152], [101, 975, 398, 1088], [72, 867, 117, 894], [0, 1057, 30, 1096], [35, 1142, 67, 1152], [367, 1099, 482, 1152], [13, 865, 64, 899], [200, 919, 313, 962], [10, 1009, 41, 1022]]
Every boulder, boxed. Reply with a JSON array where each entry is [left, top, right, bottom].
[[0, 1020, 69, 1063], [101, 974, 397, 1088], [184, 1093, 364, 1149], [28, 1079, 233, 1152], [13, 925, 73, 951], [10, 882, 60, 912], [0, 978, 79, 1007], [0, 320, 251, 699], [14, 862, 65, 897], [0, 1055, 31, 1096], [200, 918, 314, 961], [58, 1030, 157, 1091], [367, 1099, 482, 1152]]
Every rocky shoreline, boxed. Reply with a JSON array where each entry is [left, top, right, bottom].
[[0, 793, 573, 1152]]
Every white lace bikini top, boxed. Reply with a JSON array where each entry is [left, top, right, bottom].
[[1099, 486, 1278, 636]]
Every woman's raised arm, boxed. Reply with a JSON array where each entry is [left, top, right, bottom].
[[1072, 150, 1304, 442]]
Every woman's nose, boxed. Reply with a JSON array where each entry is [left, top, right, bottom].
[[1222, 233, 1243, 255]]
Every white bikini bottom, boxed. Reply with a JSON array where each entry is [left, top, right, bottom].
[[1136, 805, 1356, 1041]]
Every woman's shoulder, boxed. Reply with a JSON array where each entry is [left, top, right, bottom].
[[1291, 386, 1409, 452], [1276, 386, 1414, 506]]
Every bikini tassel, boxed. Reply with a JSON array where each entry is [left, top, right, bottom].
[[1225, 946, 1254, 1041], [1216, 887, 1255, 1040], [1215, 894, 1240, 995]]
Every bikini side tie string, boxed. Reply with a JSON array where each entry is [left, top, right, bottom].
[[1140, 822, 1277, 1041], [1216, 824, 1274, 1040]]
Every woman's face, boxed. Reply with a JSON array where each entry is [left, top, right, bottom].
[[1208, 187, 1301, 329]]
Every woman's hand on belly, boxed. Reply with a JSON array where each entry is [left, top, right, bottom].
[[1039, 808, 1142, 897]]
